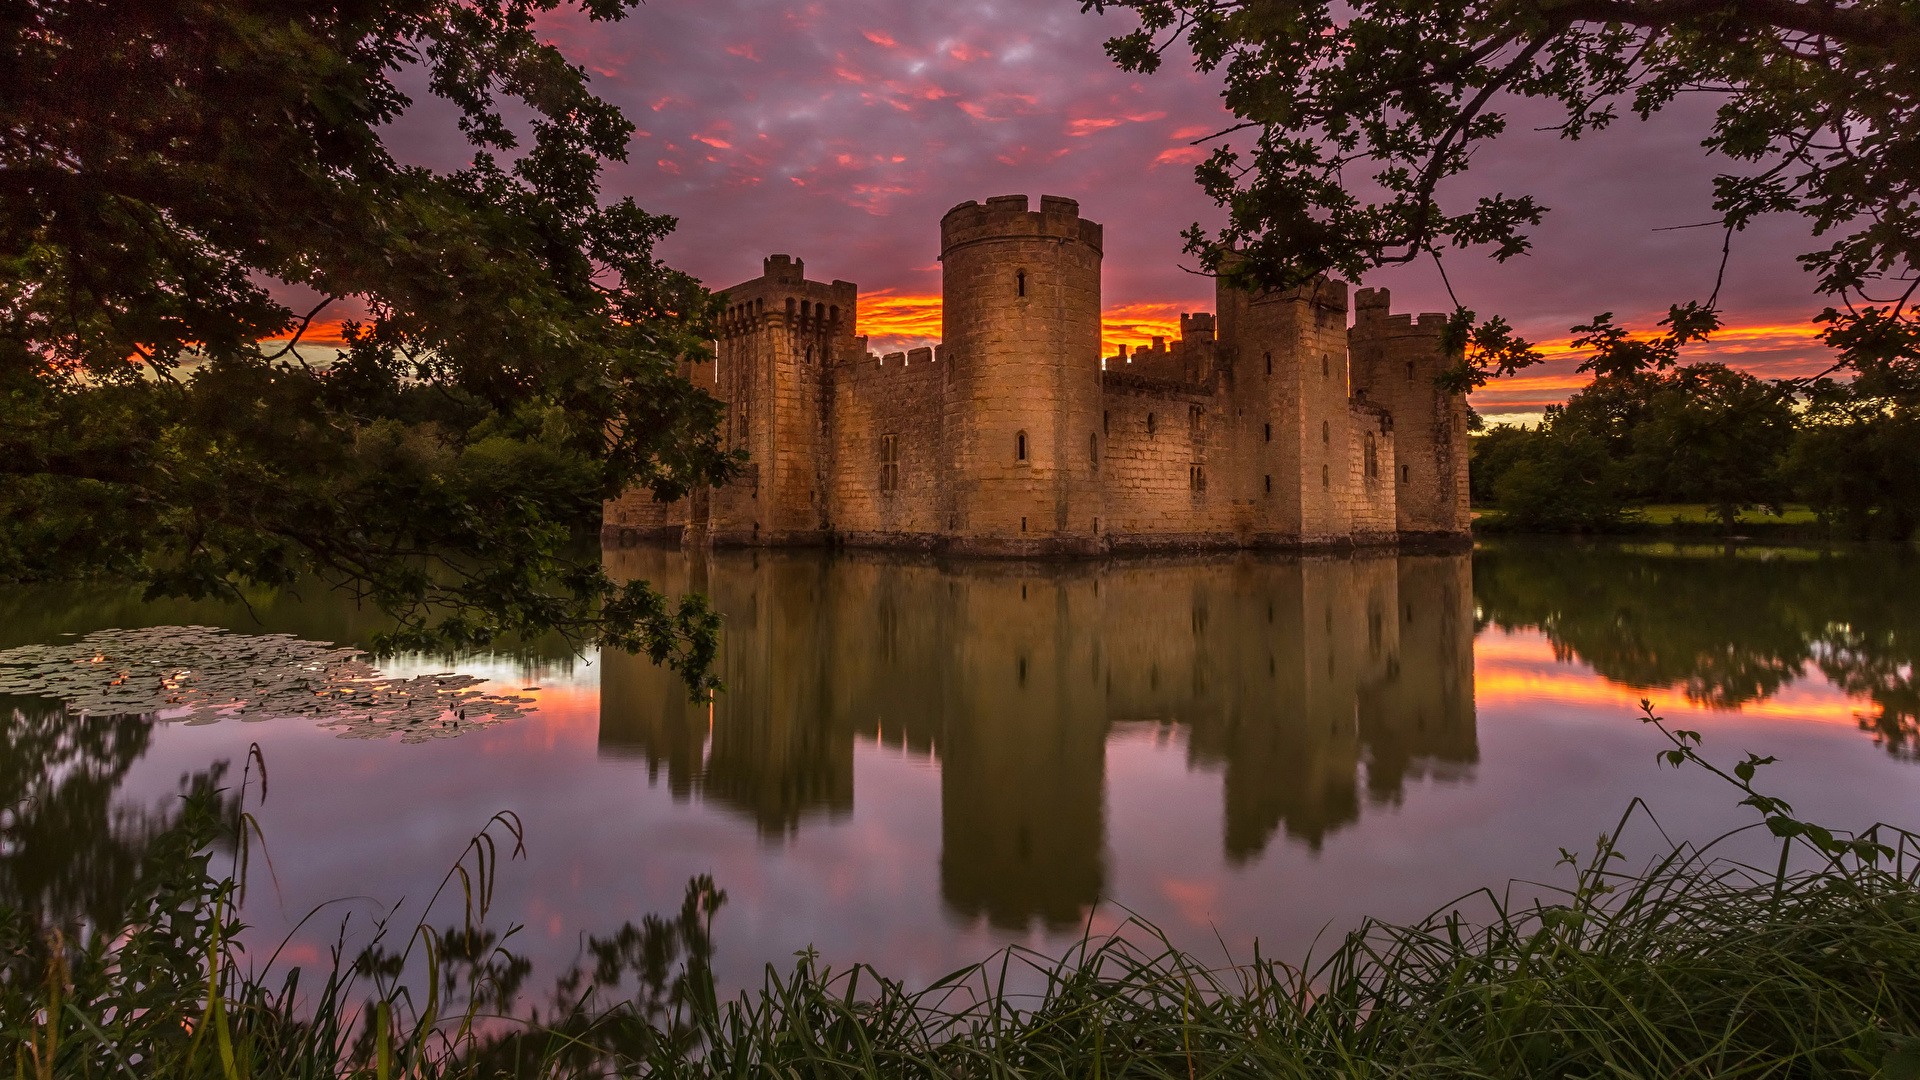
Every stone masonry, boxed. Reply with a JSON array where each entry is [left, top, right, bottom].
[[603, 194, 1470, 554]]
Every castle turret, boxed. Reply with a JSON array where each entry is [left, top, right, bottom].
[[704, 255, 859, 543], [1347, 289, 1470, 536], [939, 195, 1104, 553]]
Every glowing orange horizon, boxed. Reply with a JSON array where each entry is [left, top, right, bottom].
[[855, 293, 1204, 355]]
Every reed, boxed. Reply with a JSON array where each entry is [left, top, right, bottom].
[[7, 705, 1920, 1078]]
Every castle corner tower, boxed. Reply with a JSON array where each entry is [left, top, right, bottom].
[[939, 195, 1104, 554]]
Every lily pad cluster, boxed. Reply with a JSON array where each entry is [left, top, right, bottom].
[[0, 626, 535, 743]]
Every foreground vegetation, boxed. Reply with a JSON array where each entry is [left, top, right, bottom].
[[4, 709, 1919, 1078]]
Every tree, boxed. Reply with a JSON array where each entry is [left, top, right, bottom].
[[1085, 0, 1919, 386], [1627, 363, 1795, 526], [1485, 420, 1632, 531], [1784, 378, 1920, 539], [1467, 422, 1538, 503], [0, 1, 737, 687]]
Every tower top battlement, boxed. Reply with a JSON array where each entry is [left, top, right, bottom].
[[939, 194, 1103, 256]]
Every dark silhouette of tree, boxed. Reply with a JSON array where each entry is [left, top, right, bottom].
[[1, 0, 735, 687]]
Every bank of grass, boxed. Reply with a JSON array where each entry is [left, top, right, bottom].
[[1474, 502, 1839, 539], [7, 709, 1920, 1079]]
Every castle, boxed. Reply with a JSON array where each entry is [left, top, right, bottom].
[[603, 193, 1470, 554]]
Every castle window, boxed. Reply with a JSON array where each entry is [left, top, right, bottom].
[[804, 344, 813, 364], [801, 300, 811, 318], [1089, 432, 1099, 467], [1323, 463, 1331, 489], [1364, 431, 1379, 478], [1016, 270, 1026, 297], [786, 297, 796, 316], [829, 305, 839, 324], [1190, 464, 1207, 492], [1264, 351, 1272, 375], [1323, 355, 1330, 377], [1264, 474, 1272, 494], [1401, 463, 1410, 483], [1146, 413, 1156, 435], [1406, 361, 1415, 381], [1190, 404, 1203, 434], [1016, 431, 1028, 461], [1263, 422, 1271, 442], [880, 433, 900, 492], [1021, 516, 1028, 532], [1322, 420, 1331, 444]]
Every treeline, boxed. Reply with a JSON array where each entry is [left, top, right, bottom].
[[1471, 361, 1920, 536]]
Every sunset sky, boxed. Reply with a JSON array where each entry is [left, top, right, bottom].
[[370, 0, 1845, 423]]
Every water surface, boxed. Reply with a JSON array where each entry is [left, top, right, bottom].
[[4, 539, 1918, 991]]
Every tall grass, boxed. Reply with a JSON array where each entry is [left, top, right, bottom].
[[7, 704, 1920, 1078]]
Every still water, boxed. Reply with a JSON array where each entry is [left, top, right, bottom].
[[4, 540, 1920, 991]]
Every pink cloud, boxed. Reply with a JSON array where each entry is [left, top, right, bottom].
[[1153, 146, 1207, 166], [863, 29, 898, 48], [948, 43, 990, 61]]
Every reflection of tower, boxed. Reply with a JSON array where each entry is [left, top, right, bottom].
[[1357, 553, 1478, 797], [938, 569, 1108, 930], [597, 547, 853, 838], [940, 196, 1104, 552]]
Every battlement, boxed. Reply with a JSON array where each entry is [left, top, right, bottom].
[[939, 193, 1104, 255], [763, 254, 805, 283], [1352, 288, 1446, 337], [1180, 312, 1216, 341]]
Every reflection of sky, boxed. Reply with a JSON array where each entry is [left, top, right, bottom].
[[99, 621, 1920, 999]]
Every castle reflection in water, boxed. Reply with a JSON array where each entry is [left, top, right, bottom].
[[599, 547, 1475, 931]]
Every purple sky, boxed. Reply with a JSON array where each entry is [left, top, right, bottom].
[[373, 0, 1843, 420]]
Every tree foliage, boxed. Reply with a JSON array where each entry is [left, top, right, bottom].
[[1473, 363, 1803, 530], [0, 0, 737, 686], [1087, 0, 1920, 387]]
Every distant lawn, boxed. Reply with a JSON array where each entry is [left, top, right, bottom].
[[1469, 503, 1827, 531], [1634, 503, 1821, 526]]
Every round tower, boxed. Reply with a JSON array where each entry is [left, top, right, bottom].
[[939, 194, 1104, 553]]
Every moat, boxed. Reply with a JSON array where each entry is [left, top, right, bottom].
[[4, 539, 1919, 994]]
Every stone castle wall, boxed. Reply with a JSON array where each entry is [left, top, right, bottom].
[[829, 347, 947, 545], [602, 194, 1470, 554]]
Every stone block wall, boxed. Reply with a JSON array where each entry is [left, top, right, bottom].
[[828, 348, 947, 544], [1098, 372, 1225, 545], [1349, 289, 1470, 536]]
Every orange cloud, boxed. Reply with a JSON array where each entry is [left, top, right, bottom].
[[863, 29, 897, 47], [858, 292, 943, 343], [262, 316, 351, 348], [1102, 301, 1194, 356], [1153, 146, 1207, 167]]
